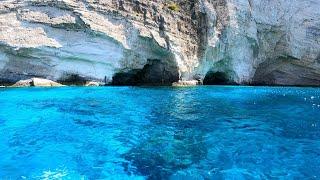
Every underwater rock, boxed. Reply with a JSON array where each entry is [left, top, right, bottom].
[[122, 128, 207, 179]]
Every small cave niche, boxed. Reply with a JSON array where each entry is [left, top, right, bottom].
[[112, 59, 179, 86], [112, 70, 141, 86], [58, 73, 88, 85], [203, 71, 232, 85], [316, 53, 320, 63]]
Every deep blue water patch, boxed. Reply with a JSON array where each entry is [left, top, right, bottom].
[[0, 86, 320, 179]]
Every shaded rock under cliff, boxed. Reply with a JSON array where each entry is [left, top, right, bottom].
[[253, 57, 320, 86], [58, 73, 91, 85], [112, 59, 179, 86]]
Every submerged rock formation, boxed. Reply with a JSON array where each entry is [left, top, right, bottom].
[[0, 0, 319, 86]]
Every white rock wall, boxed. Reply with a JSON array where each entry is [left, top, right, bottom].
[[197, 0, 320, 85], [0, 0, 319, 85]]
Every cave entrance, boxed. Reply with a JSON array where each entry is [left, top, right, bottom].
[[112, 59, 179, 86], [203, 71, 230, 85], [58, 73, 88, 85]]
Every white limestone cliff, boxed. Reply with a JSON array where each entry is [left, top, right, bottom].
[[0, 0, 319, 86], [196, 0, 320, 85]]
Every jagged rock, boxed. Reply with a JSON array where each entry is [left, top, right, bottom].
[[12, 78, 64, 87], [11, 79, 33, 87], [0, 0, 319, 86], [32, 78, 64, 87], [85, 81, 100, 87]]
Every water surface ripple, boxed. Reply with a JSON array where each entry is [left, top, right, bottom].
[[0, 86, 320, 179]]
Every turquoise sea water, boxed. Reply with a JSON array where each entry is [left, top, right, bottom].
[[0, 86, 320, 179]]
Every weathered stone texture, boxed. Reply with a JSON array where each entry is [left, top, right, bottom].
[[0, 0, 319, 85]]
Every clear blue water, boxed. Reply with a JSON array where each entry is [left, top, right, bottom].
[[0, 86, 320, 179]]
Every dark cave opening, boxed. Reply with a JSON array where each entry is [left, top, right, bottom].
[[58, 73, 88, 85], [112, 59, 179, 86], [203, 71, 231, 85]]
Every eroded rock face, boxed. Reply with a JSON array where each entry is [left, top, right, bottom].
[[0, 0, 195, 85], [0, 0, 319, 86], [196, 0, 320, 85]]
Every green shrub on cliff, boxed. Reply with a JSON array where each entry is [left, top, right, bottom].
[[168, 2, 179, 11]]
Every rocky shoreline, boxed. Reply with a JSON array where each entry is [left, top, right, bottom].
[[2, 77, 320, 88], [0, 78, 101, 88], [1, 78, 201, 88]]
